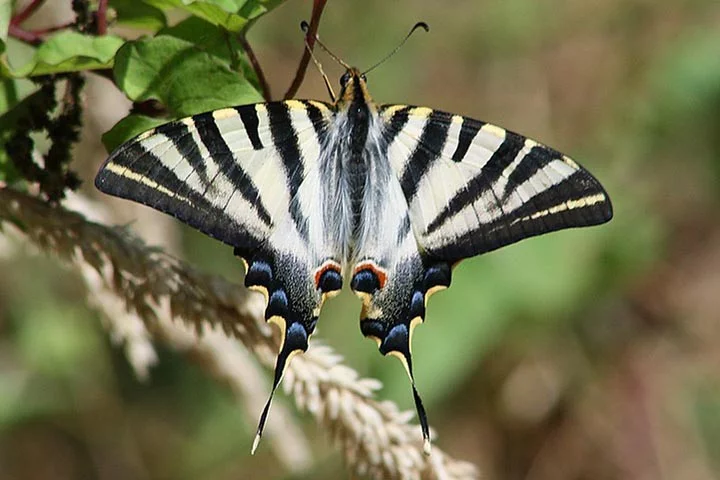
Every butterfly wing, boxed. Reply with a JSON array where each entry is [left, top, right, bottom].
[[95, 100, 343, 450], [350, 104, 613, 452], [381, 105, 613, 260]]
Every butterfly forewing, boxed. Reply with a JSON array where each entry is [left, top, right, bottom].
[[379, 104, 613, 262]]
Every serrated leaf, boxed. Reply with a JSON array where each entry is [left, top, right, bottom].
[[101, 114, 167, 152], [143, 0, 283, 33], [11, 32, 125, 77], [110, 0, 167, 31], [112, 35, 261, 119]]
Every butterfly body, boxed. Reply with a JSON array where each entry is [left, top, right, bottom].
[[95, 67, 612, 453]]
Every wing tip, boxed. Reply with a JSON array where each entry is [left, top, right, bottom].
[[93, 164, 112, 193], [251, 431, 262, 455]]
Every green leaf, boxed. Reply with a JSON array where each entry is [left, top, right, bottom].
[[0, 0, 11, 77], [0, 130, 21, 183], [109, 0, 167, 31], [0, 0, 10, 45], [143, 0, 284, 33], [2, 37, 34, 78], [0, 76, 34, 114], [11, 32, 125, 76], [101, 114, 167, 152], [159, 16, 260, 89], [161, 15, 237, 63], [112, 35, 261, 119], [0, 0, 12, 40]]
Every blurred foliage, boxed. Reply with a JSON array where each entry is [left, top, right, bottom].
[[1, 0, 720, 479]]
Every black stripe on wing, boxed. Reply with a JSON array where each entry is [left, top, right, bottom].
[[236, 104, 264, 150], [304, 101, 331, 139], [192, 113, 274, 227], [424, 130, 526, 236], [451, 117, 484, 162], [380, 106, 412, 157], [95, 142, 260, 249], [426, 168, 613, 261], [266, 102, 309, 242], [501, 144, 555, 200], [398, 110, 453, 201], [156, 121, 209, 183]]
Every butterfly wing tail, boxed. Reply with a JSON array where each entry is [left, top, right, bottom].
[[240, 250, 322, 454], [252, 317, 310, 454], [353, 256, 452, 455]]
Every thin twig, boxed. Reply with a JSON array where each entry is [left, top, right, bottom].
[[8, 0, 74, 45], [96, 0, 108, 35], [239, 34, 272, 102], [10, 0, 46, 25], [283, 0, 327, 99], [8, 23, 42, 45]]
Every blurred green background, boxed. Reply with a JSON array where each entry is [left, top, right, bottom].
[[2, 0, 720, 478]]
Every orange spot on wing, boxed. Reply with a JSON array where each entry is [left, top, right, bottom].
[[313, 260, 342, 289]]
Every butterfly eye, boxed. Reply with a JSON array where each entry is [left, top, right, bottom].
[[340, 72, 351, 87], [361, 74, 367, 83]]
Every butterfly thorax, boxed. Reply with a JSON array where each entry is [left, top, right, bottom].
[[319, 68, 393, 267], [341, 69, 373, 240]]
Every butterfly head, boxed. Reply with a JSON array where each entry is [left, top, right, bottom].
[[337, 67, 373, 108]]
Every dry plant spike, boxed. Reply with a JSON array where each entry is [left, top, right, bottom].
[[0, 187, 478, 480], [1, 190, 311, 470]]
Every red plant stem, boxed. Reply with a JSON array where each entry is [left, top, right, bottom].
[[11, 0, 46, 26], [96, 0, 107, 34], [8, 23, 43, 45], [283, 0, 327, 99], [239, 35, 272, 101]]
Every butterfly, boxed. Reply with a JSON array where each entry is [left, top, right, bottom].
[[95, 34, 613, 454]]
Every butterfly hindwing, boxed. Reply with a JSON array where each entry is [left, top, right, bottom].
[[350, 240, 451, 454], [344, 126, 452, 453], [95, 100, 343, 450]]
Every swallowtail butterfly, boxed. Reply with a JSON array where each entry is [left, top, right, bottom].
[[95, 31, 613, 454]]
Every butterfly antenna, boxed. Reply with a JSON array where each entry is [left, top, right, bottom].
[[362, 21, 429, 76], [301, 20, 351, 70], [299, 21, 336, 101]]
